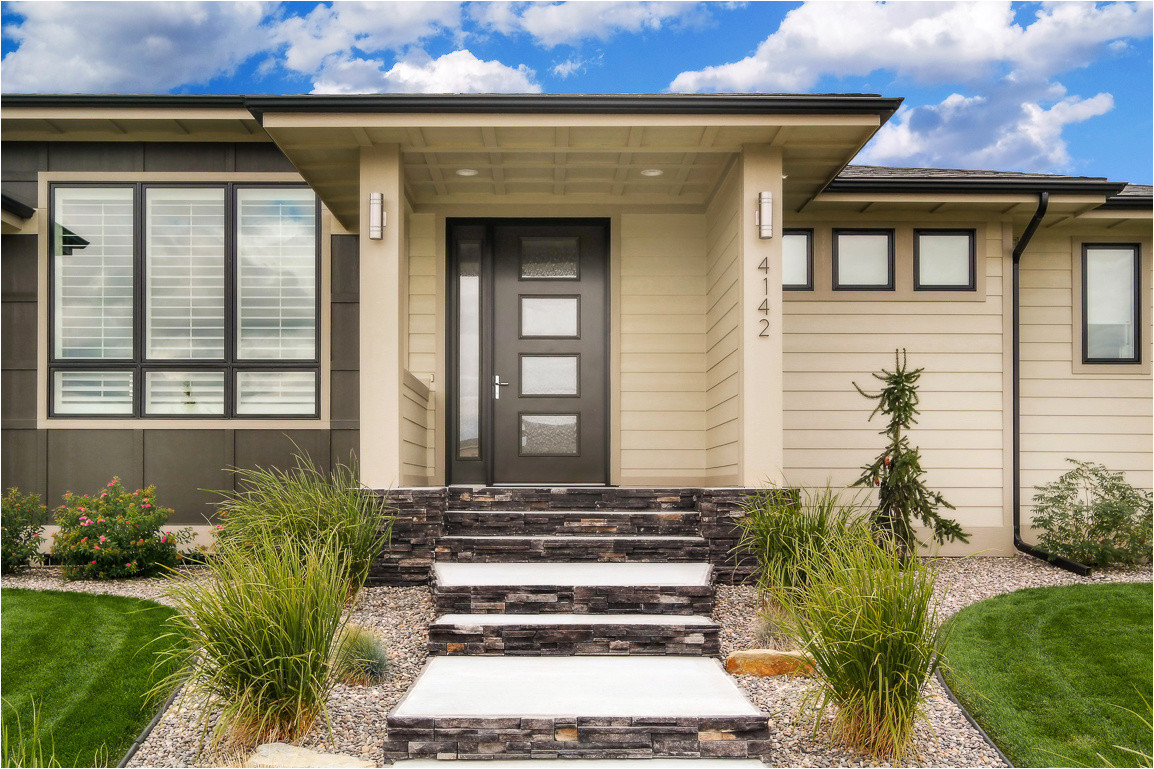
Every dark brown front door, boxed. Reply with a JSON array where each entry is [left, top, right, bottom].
[[448, 220, 609, 485]]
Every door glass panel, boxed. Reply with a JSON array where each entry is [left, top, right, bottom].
[[520, 414, 579, 456], [520, 237, 579, 279], [457, 242, 482, 458], [521, 355, 578, 396], [521, 296, 578, 337]]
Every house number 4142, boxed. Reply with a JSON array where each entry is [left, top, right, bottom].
[[757, 256, 770, 337]]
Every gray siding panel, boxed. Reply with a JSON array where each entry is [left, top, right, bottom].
[[2, 301, 37, 370], [331, 302, 359, 370], [1, 142, 47, 175], [1, 235, 38, 297], [1, 182, 37, 208], [143, 429, 233, 525], [2, 370, 36, 426], [143, 143, 231, 172], [332, 234, 359, 300], [331, 429, 360, 466], [48, 143, 144, 172], [234, 143, 296, 173], [331, 370, 359, 425], [47, 429, 143, 499], [2, 429, 47, 500], [234, 429, 331, 475]]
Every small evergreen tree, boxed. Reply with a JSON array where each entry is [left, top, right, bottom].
[[853, 350, 969, 555]]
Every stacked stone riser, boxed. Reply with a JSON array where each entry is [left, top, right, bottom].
[[434, 584, 714, 615], [428, 623, 721, 656], [437, 536, 710, 563], [448, 487, 697, 512], [444, 510, 701, 536], [382, 716, 771, 760]]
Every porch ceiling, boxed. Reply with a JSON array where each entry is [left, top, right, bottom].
[[257, 114, 885, 230]]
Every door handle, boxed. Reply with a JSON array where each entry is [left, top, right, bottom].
[[494, 375, 510, 399]]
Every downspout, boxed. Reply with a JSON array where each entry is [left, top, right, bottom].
[[1010, 192, 1092, 576]]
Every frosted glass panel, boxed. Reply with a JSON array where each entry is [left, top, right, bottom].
[[53, 370, 133, 415], [146, 188, 226, 359], [145, 371, 225, 415], [236, 189, 316, 360], [520, 414, 579, 456], [521, 297, 578, 337], [458, 243, 482, 459], [1085, 247, 1137, 360], [918, 233, 972, 287], [836, 233, 891, 287], [521, 356, 578, 396], [521, 237, 579, 279], [782, 232, 810, 288], [236, 371, 316, 415], [53, 188, 135, 359]]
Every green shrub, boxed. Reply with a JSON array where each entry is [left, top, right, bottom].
[[332, 625, 390, 685], [1032, 459, 1153, 566], [766, 534, 947, 761], [51, 478, 191, 580], [214, 454, 392, 598], [152, 534, 349, 751], [1, 489, 48, 575]]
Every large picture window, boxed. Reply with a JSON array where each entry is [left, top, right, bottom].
[[49, 184, 319, 418], [1082, 244, 1140, 364]]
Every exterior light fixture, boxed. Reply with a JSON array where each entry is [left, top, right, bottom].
[[369, 192, 384, 240], [756, 191, 772, 238], [456, 168, 479, 177], [640, 168, 664, 177]]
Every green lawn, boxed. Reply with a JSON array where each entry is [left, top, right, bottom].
[[943, 581, 1153, 768], [1, 588, 184, 767]]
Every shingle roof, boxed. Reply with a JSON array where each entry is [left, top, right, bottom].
[[1102, 183, 1153, 209], [828, 164, 1127, 197], [837, 165, 1112, 183]]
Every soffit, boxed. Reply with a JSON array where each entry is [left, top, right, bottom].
[[1, 107, 268, 143], [258, 113, 883, 230]]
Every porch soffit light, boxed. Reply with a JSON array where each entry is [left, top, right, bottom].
[[456, 168, 479, 176], [640, 169, 664, 177]]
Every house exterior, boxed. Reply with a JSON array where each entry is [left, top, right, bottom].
[[2, 93, 1150, 565]]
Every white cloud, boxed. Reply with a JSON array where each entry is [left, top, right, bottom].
[[1, 1, 272, 92], [311, 49, 540, 94], [470, 1, 706, 47], [552, 54, 602, 79]]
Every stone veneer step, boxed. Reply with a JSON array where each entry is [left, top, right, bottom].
[[436, 534, 710, 563], [392, 760, 767, 768], [428, 613, 721, 656], [384, 657, 768, 760], [444, 509, 701, 537]]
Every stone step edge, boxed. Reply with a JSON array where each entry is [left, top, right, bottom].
[[432, 562, 714, 588], [440, 534, 707, 541], [445, 509, 700, 516], [431, 613, 719, 627]]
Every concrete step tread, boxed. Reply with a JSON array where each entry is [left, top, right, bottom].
[[433, 562, 712, 587], [441, 534, 707, 541], [391, 657, 762, 718], [447, 509, 697, 516], [393, 761, 765, 768], [432, 613, 718, 627]]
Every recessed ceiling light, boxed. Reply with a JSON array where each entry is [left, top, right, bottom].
[[456, 168, 479, 177], [640, 168, 664, 177]]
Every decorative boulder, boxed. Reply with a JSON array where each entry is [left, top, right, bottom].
[[246, 743, 375, 768], [725, 649, 814, 677]]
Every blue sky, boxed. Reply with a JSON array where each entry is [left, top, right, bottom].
[[2, 1, 1150, 182]]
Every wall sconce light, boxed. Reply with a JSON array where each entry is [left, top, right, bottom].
[[755, 191, 772, 239], [368, 192, 385, 240]]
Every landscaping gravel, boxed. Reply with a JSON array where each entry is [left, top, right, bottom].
[[5, 555, 1150, 768]]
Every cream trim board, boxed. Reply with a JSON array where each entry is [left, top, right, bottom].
[[2, 209, 38, 234], [1070, 236, 1152, 376]]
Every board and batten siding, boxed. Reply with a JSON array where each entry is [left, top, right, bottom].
[[705, 166, 742, 485], [781, 221, 1010, 549], [1018, 234, 1153, 533], [617, 213, 708, 485], [405, 212, 437, 481]]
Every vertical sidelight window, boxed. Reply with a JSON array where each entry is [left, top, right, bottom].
[[1083, 244, 1140, 363], [49, 183, 319, 418], [456, 240, 482, 459], [782, 229, 813, 290]]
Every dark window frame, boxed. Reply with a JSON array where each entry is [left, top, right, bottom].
[[833, 228, 894, 291], [782, 228, 814, 291], [47, 181, 322, 419], [1081, 242, 1141, 365], [914, 228, 976, 291]]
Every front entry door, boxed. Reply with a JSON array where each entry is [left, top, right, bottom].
[[449, 220, 608, 485]]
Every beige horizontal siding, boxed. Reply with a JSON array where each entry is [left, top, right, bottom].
[[705, 166, 741, 484], [407, 213, 438, 479], [401, 373, 431, 486]]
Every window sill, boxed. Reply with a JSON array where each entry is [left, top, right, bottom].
[[38, 418, 331, 430]]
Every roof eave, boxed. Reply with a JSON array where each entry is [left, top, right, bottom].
[[823, 178, 1127, 197]]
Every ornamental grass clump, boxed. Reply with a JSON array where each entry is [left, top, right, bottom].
[[332, 625, 390, 686], [766, 534, 947, 762], [213, 454, 391, 599], [1, 489, 49, 575], [152, 534, 349, 751]]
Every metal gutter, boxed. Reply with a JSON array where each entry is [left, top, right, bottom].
[[1010, 192, 1092, 576], [1, 94, 247, 109], [826, 177, 1126, 197], [1, 193, 35, 219]]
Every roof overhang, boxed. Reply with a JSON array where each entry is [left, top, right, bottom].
[[1, 193, 35, 234]]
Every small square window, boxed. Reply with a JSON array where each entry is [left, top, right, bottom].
[[834, 230, 893, 290], [915, 230, 975, 290], [782, 230, 813, 290]]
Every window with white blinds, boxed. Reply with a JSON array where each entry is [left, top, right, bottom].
[[236, 189, 317, 360], [50, 184, 319, 418]]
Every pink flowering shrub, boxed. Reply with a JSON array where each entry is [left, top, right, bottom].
[[52, 477, 191, 580], [1, 488, 49, 574]]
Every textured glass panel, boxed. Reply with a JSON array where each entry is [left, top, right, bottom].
[[782, 233, 810, 288], [146, 188, 226, 359], [918, 233, 971, 287], [521, 297, 578, 337], [458, 242, 482, 459], [521, 356, 578, 396], [236, 371, 316, 415], [145, 371, 225, 415], [520, 237, 579, 279], [1086, 247, 1136, 360], [836, 233, 890, 287], [520, 414, 579, 456], [236, 189, 317, 360], [53, 370, 133, 415], [53, 188, 135, 359]]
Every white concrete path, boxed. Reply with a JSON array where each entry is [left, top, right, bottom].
[[433, 562, 712, 587]]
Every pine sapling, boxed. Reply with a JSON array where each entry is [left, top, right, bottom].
[[853, 349, 969, 555]]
